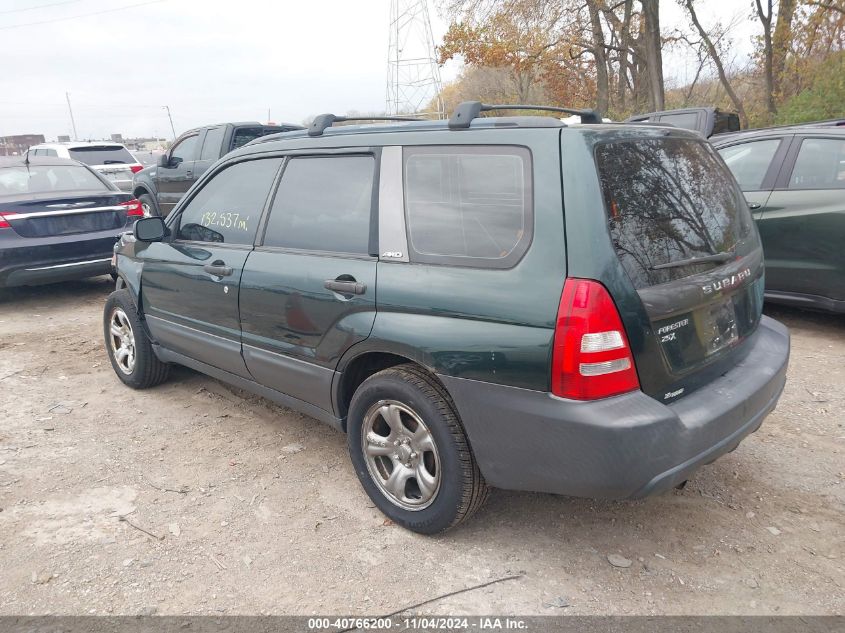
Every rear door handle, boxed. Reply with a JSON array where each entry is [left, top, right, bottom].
[[186, 170, 193, 177], [324, 279, 366, 295], [747, 202, 762, 210], [204, 261, 233, 277]]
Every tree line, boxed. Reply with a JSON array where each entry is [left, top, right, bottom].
[[435, 0, 845, 127]]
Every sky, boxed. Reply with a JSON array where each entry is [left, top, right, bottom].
[[0, 0, 759, 141]]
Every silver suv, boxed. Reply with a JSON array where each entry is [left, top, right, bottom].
[[27, 141, 143, 191]]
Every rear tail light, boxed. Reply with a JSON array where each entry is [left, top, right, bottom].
[[551, 278, 640, 400], [130, 165, 144, 174], [0, 211, 20, 229], [120, 199, 144, 217]]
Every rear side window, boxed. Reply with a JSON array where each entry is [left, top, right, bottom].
[[0, 165, 107, 195], [789, 138, 845, 189], [596, 138, 752, 289], [403, 146, 532, 267], [176, 158, 282, 244], [200, 127, 226, 161], [68, 146, 135, 165], [718, 139, 782, 190], [263, 156, 374, 254]]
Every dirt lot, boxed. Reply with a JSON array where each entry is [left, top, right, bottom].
[[0, 277, 842, 616]]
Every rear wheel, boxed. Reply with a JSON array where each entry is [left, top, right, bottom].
[[138, 193, 158, 218], [347, 364, 488, 534], [103, 289, 169, 389]]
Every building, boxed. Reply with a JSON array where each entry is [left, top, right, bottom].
[[0, 134, 45, 156], [57, 135, 70, 142]]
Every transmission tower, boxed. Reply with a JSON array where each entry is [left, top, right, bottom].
[[386, 0, 445, 119]]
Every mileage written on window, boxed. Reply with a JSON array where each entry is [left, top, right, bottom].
[[176, 157, 283, 245], [200, 211, 251, 232]]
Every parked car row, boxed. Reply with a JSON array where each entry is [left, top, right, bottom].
[[104, 102, 790, 533]]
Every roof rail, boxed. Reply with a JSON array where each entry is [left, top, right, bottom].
[[308, 114, 424, 137], [449, 101, 602, 129]]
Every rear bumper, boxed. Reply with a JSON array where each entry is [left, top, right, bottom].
[[0, 230, 121, 287], [440, 316, 790, 499]]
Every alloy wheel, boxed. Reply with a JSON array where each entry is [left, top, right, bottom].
[[361, 400, 441, 510], [108, 308, 136, 375]]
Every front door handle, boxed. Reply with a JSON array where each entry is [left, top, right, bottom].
[[747, 202, 762, 210], [324, 278, 366, 295], [204, 261, 233, 277]]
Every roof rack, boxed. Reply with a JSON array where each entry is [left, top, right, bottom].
[[449, 101, 602, 129], [308, 114, 424, 137]]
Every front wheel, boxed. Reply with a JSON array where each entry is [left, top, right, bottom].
[[347, 364, 488, 534], [103, 290, 169, 389]]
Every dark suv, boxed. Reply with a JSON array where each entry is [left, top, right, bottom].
[[104, 102, 790, 534]]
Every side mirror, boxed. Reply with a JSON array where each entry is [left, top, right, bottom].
[[133, 216, 167, 242], [158, 153, 170, 167]]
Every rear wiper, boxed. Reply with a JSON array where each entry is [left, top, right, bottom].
[[651, 251, 734, 270]]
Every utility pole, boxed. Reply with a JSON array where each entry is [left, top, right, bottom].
[[162, 105, 176, 140], [65, 92, 78, 140]]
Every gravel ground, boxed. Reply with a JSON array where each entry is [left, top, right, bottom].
[[0, 277, 842, 616]]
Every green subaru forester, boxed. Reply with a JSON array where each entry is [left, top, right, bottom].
[[104, 102, 791, 534]]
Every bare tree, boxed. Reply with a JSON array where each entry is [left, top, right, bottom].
[[682, 0, 749, 127], [641, 0, 665, 109]]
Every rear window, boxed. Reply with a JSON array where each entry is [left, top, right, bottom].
[[596, 138, 752, 289], [231, 127, 281, 151], [0, 165, 108, 196], [68, 146, 135, 165]]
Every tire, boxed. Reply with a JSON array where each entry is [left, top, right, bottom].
[[138, 193, 158, 218], [347, 364, 488, 534], [103, 289, 169, 389]]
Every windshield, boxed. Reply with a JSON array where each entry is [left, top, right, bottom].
[[68, 145, 136, 165], [596, 137, 753, 289], [0, 165, 109, 195]]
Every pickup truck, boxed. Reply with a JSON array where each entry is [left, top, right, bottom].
[[132, 121, 303, 217], [625, 107, 740, 138]]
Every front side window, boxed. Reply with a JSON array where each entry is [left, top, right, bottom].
[[597, 138, 753, 289], [718, 138, 782, 191], [789, 138, 845, 189], [403, 146, 532, 267], [170, 135, 198, 165], [176, 158, 282, 244], [263, 155, 374, 254]]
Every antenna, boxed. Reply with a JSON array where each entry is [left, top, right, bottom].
[[386, 0, 444, 119]]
